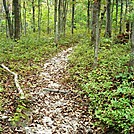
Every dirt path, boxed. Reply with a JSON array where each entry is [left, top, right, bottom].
[[25, 48, 92, 134]]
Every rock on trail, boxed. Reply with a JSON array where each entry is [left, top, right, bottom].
[[25, 47, 92, 134]]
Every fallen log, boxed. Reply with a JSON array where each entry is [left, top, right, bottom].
[[1, 64, 25, 99]]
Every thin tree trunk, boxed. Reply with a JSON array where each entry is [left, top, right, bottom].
[[115, 0, 118, 31], [58, 0, 61, 38], [12, 0, 14, 35], [47, 0, 50, 34], [130, 22, 134, 71], [111, 0, 114, 32], [23, 1, 26, 35], [32, 0, 35, 32], [124, 0, 128, 32], [13, 0, 20, 40], [3, 0, 13, 38], [38, 0, 41, 37], [119, 0, 123, 34], [63, 0, 68, 37], [72, 0, 75, 35], [54, 0, 58, 44], [60, 0, 63, 34], [105, 0, 111, 37], [87, 0, 90, 33], [91, 0, 101, 67], [62, 0, 68, 37], [111, 0, 114, 15], [20, 0, 22, 34]]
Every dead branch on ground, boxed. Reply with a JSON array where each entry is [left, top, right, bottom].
[[1, 64, 25, 99]]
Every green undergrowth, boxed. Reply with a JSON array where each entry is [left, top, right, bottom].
[[0, 32, 79, 78], [69, 42, 134, 133], [0, 32, 78, 131], [0, 34, 66, 71]]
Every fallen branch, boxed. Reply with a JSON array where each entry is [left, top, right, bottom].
[[1, 64, 25, 99], [43, 88, 70, 93]]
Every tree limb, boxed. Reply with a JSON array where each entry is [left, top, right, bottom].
[[43, 88, 70, 93], [1, 64, 25, 99]]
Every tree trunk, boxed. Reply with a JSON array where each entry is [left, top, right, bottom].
[[60, 0, 64, 34], [3, 0, 13, 38], [115, 0, 118, 31], [58, 0, 61, 38], [63, 0, 68, 37], [54, 0, 58, 44], [119, 0, 123, 34], [111, 0, 114, 32], [23, 1, 26, 35], [87, 0, 90, 33], [38, 0, 41, 37], [91, 0, 101, 67], [129, 22, 134, 71], [71, 0, 75, 35], [20, 0, 22, 34], [32, 0, 35, 32], [124, 0, 128, 32], [105, 0, 111, 37], [13, 0, 20, 40], [47, 0, 50, 34]]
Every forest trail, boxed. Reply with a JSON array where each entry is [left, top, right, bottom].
[[25, 47, 92, 134]]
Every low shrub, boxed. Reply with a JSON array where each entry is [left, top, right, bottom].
[[69, 42, 134, 133]]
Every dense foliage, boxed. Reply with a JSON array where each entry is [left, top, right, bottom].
[[0, 0, 134, 133], [69, 40, 134, 133]]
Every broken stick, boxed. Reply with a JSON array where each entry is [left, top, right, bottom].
[[43, 88, 70, 93], [1, 64, 25, 99]]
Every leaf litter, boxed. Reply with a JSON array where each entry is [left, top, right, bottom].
[[1, 47, 93, 134]]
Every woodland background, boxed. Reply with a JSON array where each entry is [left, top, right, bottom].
[[0, 0, 134, 133]]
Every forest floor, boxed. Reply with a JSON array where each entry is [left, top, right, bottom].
[[22, 47, 93, 134], [1, 39, 133, 133]]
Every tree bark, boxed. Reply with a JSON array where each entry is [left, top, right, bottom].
[[38, 0, 41, 37], [105, 0, 111, 37], [3, 0, 13, 38], [119, 0, 123, 34], [54, 0, 58, 44], [32, 0, 35, 32], [91, 0, 101, 67], [58, 0, 61, 38], [13, 0, 20, 40], [71, 0, 75, 35], [47, 0, 50, 34], [124, 0, 128, 33], [23, 1, 26, 35], [130, 22, 134, 71], [87, 0, 90, 33], [115, 0, 118, 31], [63, 0, 68, 37]]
